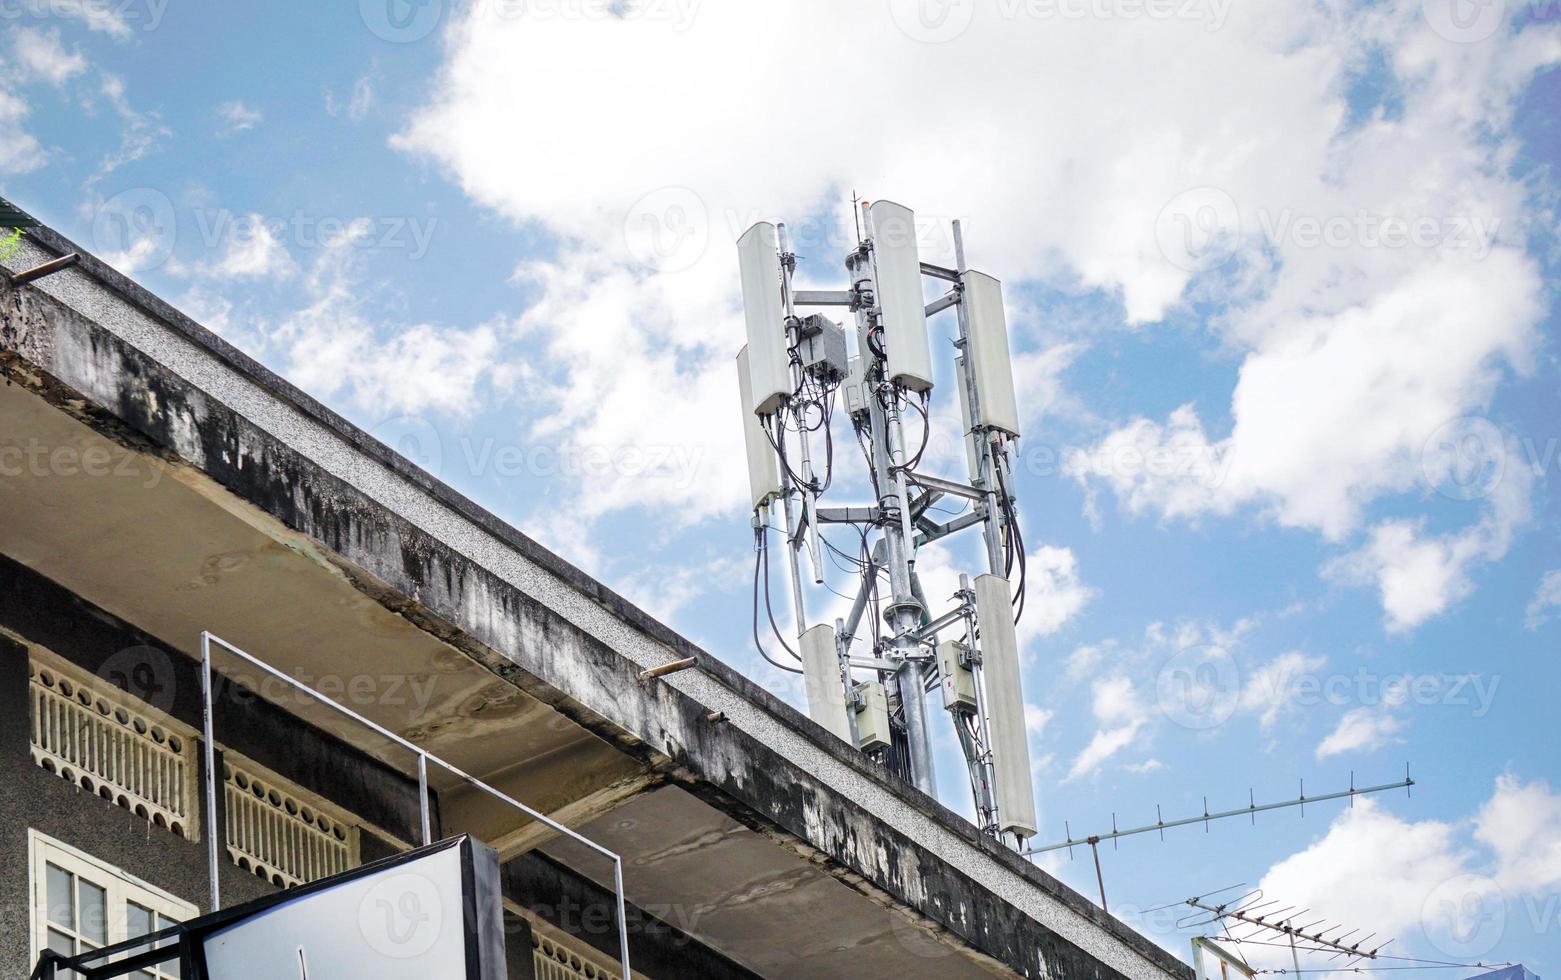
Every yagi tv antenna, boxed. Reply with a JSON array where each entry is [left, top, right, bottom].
[[735, 202, 1034, 845]]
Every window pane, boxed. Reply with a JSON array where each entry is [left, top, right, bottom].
[[46, 928, 75, 958], [131, 972, 153, 980], [157, 914, 183, 978], [77, 880, 107, 944], [46, 864, 74, 929], [127, 902, 154, 938]]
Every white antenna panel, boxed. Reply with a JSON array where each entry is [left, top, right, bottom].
[[975, 573, 1037, 838], [736, 346, 781, 510], [867, 201, 934, 393], [800, 623, 851, 743], [962, 270, 1020, 438], [737, 222, 790, 416]]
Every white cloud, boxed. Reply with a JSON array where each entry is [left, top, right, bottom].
[[271, 222, 503, 417], [1063, 641, 1111, 681], [1018, 545, 1094, 639], [216, 100, 262, 136], [0, 88, 45, 174], [1524, 570, 1561, 630], [1238, 650, 1326, 730], [1074, 252, 1545, 542], [1024, 704, 1053, 738], [1315, 705, 1404, 760], [1325, 448, 1532, 632], [1474, 774, 1561, 895], [388, 2, 1556, 541], [12, 27, 86, 85], [1011, 341, 1087, 432], [325, 76, 374, 121], [1254, 776, 1561, 970], [1065, 675, 1150, 781], [170, 213, 296, 282], [1258, 800, 1468, 950], [92, 73, 170, 181]]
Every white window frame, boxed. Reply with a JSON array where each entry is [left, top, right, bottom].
[[28, 830, 197, 977]]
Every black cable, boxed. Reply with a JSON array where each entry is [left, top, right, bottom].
[[994, 458, 1027, 625], [760, 531, 802, 662], [901, 394, 932, 473], [752, 535, 803, 674]]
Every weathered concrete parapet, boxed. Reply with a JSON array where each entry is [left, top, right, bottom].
[[1, 222, 1191, 980]]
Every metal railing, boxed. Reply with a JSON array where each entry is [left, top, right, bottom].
[[199, 631, 633, 979]]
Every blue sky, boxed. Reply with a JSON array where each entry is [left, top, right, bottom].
[[3, 0, 1560, 973]]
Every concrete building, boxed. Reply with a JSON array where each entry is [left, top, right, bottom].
[[0, 210, 1190, 979]]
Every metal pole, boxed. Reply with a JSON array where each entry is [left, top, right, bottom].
[[778, 489, 808, 630], [199, 632, 221, 912], [852, 240, 936, 796], [959, 574, 998, 832], [951, 221, 1006, 576], [613, 857, 632, 980], [778, 223, 824, 588], [1023, 776, 1414, 854], [1091, 840, 1108, 914], [418, 753, 432, 845]]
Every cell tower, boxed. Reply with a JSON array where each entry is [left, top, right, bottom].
[[734, 200, 1035, 845]]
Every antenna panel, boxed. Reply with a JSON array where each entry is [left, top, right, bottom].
[[736, 347, 780, 510], [963, 270, 1020, 438], [737, 222, 790, 415], [867, 201, 934, 392], [975, 573, 1037, 838], [800, 623, 851, 743]]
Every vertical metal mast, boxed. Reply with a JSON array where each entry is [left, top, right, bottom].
[[849, 218, 936, 795], [953, 220, 1007, 576]]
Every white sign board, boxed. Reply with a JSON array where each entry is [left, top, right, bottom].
[[200, 837, 503, 980]]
